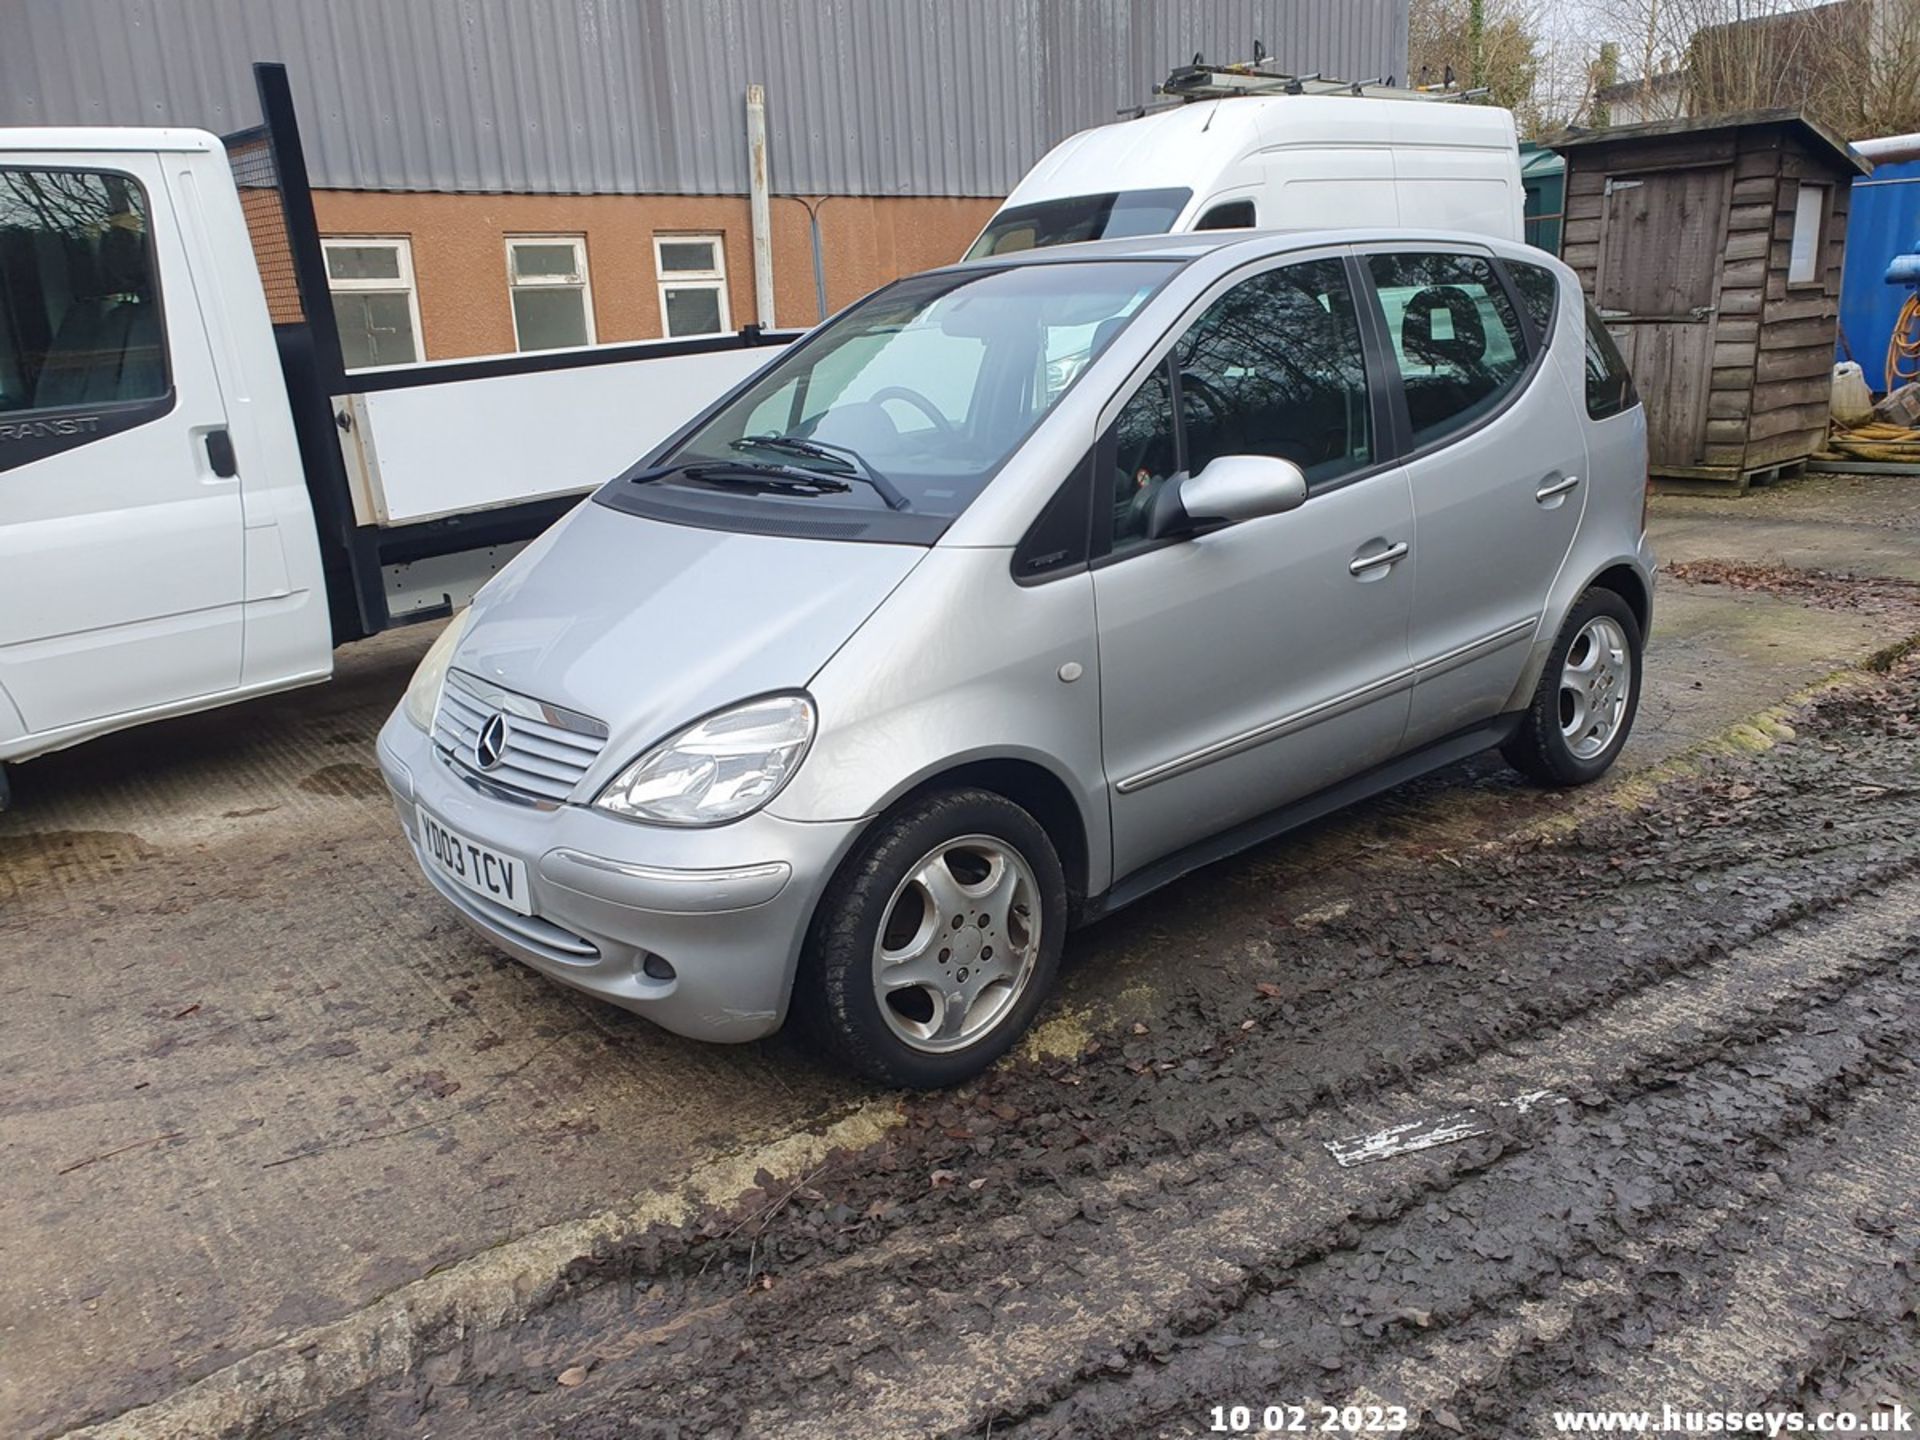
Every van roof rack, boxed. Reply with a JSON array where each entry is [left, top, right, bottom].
[[1126, 47, 1489, 114]]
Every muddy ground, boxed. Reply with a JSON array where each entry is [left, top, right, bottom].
[[6, 475, 1920, 1438], [296, 647, 1920, 1439]]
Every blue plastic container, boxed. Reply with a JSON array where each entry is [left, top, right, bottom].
[[1839, 157, 1920, 386]]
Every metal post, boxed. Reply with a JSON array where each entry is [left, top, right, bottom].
[[253, 62, 346, 391], [783, 195, 832, 322], [746, 84, 777, 329]]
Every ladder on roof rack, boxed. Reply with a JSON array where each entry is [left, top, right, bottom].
[[1131, 48, 1490, 113]]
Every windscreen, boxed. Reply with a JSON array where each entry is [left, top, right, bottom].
[[652, 260, 1174, 526], [965, 189, 1192, 260]]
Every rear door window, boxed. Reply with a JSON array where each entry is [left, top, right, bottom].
[[1365, 252, 1528, 450]]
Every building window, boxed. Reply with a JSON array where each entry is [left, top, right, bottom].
[[1788, 182, 1829, 286], [323, 238, 422, 369], [507, 236, 594, 351], [654, 234, 730, 338]]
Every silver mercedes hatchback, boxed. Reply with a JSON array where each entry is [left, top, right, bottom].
[[377, 229, 1652, 1088]]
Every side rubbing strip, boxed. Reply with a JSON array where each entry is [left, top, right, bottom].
[[1116, 668, 1416, 795]]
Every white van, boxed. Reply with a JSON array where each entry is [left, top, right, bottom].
[[967, 95, 1524, 258]]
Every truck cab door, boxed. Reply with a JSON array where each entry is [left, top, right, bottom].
[[0, 153, 244, 742]]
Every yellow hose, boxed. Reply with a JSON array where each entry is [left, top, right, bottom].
[[1824, 418, 1920, 463], [1888, 291, 1920, 395]]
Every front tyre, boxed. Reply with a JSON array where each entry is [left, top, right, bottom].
[[799, 788, 1066, 1088], [1503, 587, 1643, 787]]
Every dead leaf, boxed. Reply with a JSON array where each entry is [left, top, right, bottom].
[[557, 1365, 589, 1387], [1131, 1022, 1149, 1035], [1255, 982, 1285, 999]]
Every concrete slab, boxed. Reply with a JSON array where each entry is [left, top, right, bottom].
[[1651, 470, 1920, 582]]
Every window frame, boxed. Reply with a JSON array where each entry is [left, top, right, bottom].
[[1354, 244, 1552, 466], [1082, 247, 1401, 571], [1787, 181, 1831, 288], [505, 234, 595, 351], [653, 232, 731, 338], [0, 162, 177, 473], [321, 235, 425, 369]]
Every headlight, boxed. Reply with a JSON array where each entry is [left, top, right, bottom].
[[401, 608, 473, 731], [594, 694, 816, 826]]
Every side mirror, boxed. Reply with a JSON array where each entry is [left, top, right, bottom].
[[1146, 454, 1308, 540]]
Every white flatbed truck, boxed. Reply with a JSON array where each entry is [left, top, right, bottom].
[[0, 67, 791, 804]]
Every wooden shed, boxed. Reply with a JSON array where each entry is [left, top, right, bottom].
[[1555, 110, 1868, 492]]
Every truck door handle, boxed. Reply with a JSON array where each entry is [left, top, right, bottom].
[[204, 428, 239, 479], [1349, 541, 1409, 576], [1535, 474, 1580, 503]]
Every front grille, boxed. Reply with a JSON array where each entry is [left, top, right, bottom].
[[432, 670, 610, 804]]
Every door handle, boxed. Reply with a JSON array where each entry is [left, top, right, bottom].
[[1535, 474, 1580, 503], [1349, 541, 1409, 576], [204, 428, 239, 479]]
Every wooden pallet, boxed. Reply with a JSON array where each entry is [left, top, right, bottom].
[[1649, 457, 1810, 496]]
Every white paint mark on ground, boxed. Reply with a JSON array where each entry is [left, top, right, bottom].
[[1324, 1092, 1569, 1168]]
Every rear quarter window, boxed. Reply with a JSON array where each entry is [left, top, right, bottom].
[[1504, 259, 1559, 349], [1582, 303, 1638, 420]]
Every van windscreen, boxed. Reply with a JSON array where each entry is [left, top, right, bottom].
[[965, 189, 1191, 259]]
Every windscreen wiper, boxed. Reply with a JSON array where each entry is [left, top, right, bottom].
[[681, 460, 852, 497], [731, 434, 912, 511]]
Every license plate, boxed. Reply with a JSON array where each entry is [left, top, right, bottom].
[[416, 806, 531, 916]]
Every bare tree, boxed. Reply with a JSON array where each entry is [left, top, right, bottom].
[[1409, 0, 1553, 130], [1581, 0, 1919, 139]]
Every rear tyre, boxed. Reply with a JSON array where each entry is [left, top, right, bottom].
[[797, 788, 1066, 1089], [1503, 586, 1643, 788]]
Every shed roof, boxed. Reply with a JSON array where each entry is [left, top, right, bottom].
[[1553, 108, 1869, 176]]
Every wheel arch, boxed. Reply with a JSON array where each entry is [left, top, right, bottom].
[[1589, 561, 1651, 638], [1505, 551, 1655, 713], [873, 754, 1096, 921]]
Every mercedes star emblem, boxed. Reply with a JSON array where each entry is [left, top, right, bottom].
[[474, 712, 509, 771]]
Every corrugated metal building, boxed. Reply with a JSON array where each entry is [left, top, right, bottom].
[[2, 0, 1410, 356]]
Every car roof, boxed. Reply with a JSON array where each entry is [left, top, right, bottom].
[[944, 227, 1551, 273]]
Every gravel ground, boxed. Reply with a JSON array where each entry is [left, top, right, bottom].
[[281, 651, 1920, 1439]]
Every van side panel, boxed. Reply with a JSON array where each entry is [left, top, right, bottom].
[[1264, 149, 1400, 227], [1388, 103, 1524, 242]]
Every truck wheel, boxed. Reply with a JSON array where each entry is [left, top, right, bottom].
[[1503, 587, 1643, 788], [799, 788, 1066, 1089]]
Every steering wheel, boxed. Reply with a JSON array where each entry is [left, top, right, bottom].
[[867, 385, 955, 436]]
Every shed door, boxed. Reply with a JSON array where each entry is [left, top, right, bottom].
[[1596, 166, 1731, 468]]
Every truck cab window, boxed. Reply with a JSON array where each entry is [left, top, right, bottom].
[[0, 167, 167, 414], [1195, 199, 1256, 230], [965, 189, 1192, 259]]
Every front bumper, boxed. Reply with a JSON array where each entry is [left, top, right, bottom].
[[377, 710, 865, 1042]]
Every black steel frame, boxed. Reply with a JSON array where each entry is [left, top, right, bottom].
[[244, 62, 797, 641]]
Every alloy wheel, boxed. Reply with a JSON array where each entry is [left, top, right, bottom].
[[871, 835, 1041, 1054]]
